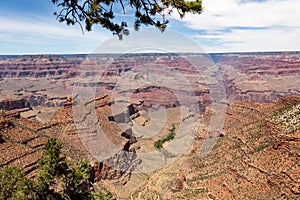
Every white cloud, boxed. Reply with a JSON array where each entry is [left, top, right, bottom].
[[184, 0, 300, 29], [173, 0, 300, 52], [0, 16, 111, 54], [194, 26, 300, 52]]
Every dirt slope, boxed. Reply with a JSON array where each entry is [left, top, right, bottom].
[[0, 96, 299, 199]]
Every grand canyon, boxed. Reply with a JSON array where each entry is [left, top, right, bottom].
[[0, 52, 299, 199]]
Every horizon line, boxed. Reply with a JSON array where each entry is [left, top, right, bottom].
[[0, 50, 300, 57]]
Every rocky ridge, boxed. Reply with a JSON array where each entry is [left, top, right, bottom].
[[0, 52, 299, 123]]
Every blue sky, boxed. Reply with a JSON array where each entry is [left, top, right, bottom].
[[0, 0, 299, 54]]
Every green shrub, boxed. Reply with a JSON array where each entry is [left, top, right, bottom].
[[0, 165, 38, 200], [154, 124, 176, 150], [0, 138, 113, 200]]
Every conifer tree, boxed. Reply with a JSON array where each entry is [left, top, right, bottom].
[[51, 0, 203, 38]]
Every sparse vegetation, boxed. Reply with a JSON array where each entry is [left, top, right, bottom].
[[249, 140, 273, 154], [287, 196, 300, 200], [154, 124, 176, 149], [0, 138, 113, 200], [271, 102, 300, 134]]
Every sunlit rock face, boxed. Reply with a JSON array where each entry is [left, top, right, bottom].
[[0, 52, 299, 118]]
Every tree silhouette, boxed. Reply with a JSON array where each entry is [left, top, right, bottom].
[[51, 0, 203, 39]]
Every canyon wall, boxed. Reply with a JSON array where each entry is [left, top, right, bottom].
[[0, 52, 299, 119]]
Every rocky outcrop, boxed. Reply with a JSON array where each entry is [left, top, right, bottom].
[[0, 110, 47, 176], [108, 101, 142, 123], [0, 98, 30, 110], [27, 95, 67, 107], [88, 99, 144, 182], [47, 95, 143, 184], [90, 148, 141, 182], [171, 169, 187, 192]]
